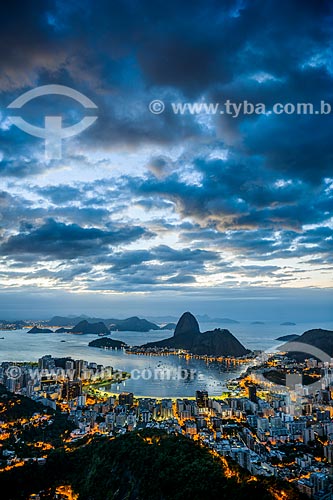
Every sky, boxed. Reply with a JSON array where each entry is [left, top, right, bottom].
[[0, 0, 332, 321]]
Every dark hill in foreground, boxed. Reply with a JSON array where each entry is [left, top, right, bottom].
[[0, 430, 303, 500], [143, 312, 249, 357]]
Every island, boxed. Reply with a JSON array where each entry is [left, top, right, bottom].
[[197, 315, 240, 324], [276, 334, 300, 341], [56, 320, 110, 335], [88, 338, 127, 349], [160, 323, 177, 330], [27, 326, 53, 334], [280, 322, 296, 326], [109, 316, 160, 332], [47, 315, 160, 332]]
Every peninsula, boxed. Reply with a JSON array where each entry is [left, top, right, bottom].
[[142, 312, 249, 357]]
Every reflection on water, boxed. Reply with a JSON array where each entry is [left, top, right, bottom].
[[105, 355, 244, 397], [0, 320, 332, 397]]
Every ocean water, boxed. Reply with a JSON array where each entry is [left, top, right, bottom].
[[0, 321, 332, 397]]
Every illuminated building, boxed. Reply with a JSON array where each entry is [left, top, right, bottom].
[[62, 379, 82, 401], [196, 390, 209, 409], [119, 392, 134, 407]]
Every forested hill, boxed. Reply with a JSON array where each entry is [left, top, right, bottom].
[[0, 430, 304, 500]]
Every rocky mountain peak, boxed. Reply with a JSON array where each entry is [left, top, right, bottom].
[[174, 312, 200, 337]]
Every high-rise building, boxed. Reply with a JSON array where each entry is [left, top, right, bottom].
[[196, 390, 209, 408], [127, 413, 136, 431], [38, 355, 55, 371], [141, 409, 151, 423], [303, 427, 315, 445], [65, 360, 74, 371], [161, 399, 173, 419], [74, 360, 84, 379], [119, 392, 134, 407], [77, 394, 86, 407], [62, 379, 82, 401], [185, 421, 197, 436], [248, 385, 257, 403]]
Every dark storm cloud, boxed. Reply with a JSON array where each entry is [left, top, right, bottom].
[[128, 157, 332, 231], [1, 218, 149, 259], [0, 0, 68, 91], [0, 0, 331, 156], [240, 109, 333, 184], [3, 0, 327, 93], [0, 159, 43, 178], [105, 245, 219, 271], [45, 244, 222, 292], [1, 263, 94, 284], [138, 0, 332, 93], [0, 189, 121, 231], [72, 259, 287, 293], [181, 224, 333, 263], [37, 185, 84, 204], [298, 226, 333, 245]]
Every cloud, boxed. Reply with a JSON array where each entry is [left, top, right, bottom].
[[0, 0, 332, 300], [128, 157, 332, 231], [146, 156, 176, 179], [105, 245, 219, 270], [1, 218, 149, 260]]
